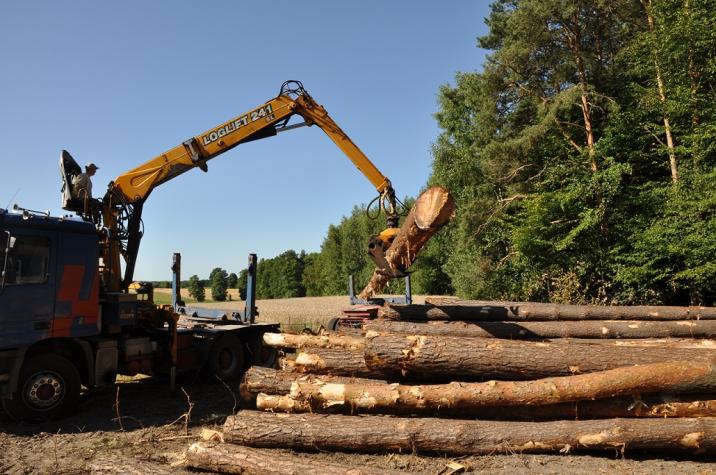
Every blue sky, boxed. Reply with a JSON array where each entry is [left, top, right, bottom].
[[0, 1, 490, 280]]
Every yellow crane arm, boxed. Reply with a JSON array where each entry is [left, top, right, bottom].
[[100, 81, 399, 293], [108, 83, 393, 204]]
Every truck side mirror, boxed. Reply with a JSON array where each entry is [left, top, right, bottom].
[[1, 231, 13, 290]]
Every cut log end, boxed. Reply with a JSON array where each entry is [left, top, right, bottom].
[[359, 187, 455, 299]]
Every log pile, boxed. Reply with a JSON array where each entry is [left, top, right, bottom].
[[185, 299, 716, 472]]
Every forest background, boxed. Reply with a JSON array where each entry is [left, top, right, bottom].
[[167, 0, 716, 306]]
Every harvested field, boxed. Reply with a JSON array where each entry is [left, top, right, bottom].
[[154, 291, 429, 331]]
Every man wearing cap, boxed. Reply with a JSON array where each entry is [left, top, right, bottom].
[[72, 162, 99, 201], [72, 163, 101, 221]]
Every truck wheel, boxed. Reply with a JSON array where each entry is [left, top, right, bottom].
[[327, 317, 341, 331], [249, 338, 277, 368], [206, 334, 245, 382], [2, 355, 81, 422]]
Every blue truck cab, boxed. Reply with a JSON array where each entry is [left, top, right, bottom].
[[0, 207, 277, 421]]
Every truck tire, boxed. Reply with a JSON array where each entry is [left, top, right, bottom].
[[205, 334, 245, 382], [249, 337, 278, 368], [2, 355, 81, 422], [327, 317, 341, 331]]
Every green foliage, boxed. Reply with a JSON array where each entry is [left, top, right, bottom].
[[256, 250, 306, 299], [209, 267, 228, 302], [237, 269, 248, 300], [227, 272, 238, 289], [187, 274, 205, 302], [427, 0, 716, 305], [302, 201, 425, 296]]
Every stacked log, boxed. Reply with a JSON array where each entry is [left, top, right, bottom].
[[186, 300, 716, 472]]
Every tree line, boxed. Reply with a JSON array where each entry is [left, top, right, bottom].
[[157, 1, 715, 306]]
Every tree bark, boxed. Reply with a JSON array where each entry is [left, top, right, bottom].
[[263, 332, 365, 351], [186, 441, 402, 475], [358, 187, 455, 299], [284, 361, 716, 414], [223, 411, 716, 455], [256, 394, 314, 413], [364, 319, 716, 339], [293, 348, 390, 379], [90, 458, 176, 475], [641, 0, 678, 182], [242, 366, 385, 399], [380, 298, 716, 321], [254, 393, 716, 420], [566, 13, 598, 172], [364, 334, 716, 381], [278, 357, 297, 372]]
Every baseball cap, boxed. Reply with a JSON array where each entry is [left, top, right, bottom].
[[86, 163, 99, 170]]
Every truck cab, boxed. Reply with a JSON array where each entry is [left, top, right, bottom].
[[0, 207, 277, 421]]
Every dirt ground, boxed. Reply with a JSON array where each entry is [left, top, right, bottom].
[[2, 296, 716, 473]]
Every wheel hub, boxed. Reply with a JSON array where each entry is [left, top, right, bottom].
[[24, 372, 64, 409], [218, 349, 234, 371]]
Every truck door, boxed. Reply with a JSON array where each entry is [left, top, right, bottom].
[[0, 230, 56, 349]]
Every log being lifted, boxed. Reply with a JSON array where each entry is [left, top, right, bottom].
[[379, 298, 716, 321], [263, 332, 365, 350], [285, 361, 716, 413], [364, 334, 716, 380], [364, 319, 716, 339], [224, 411, 716, 455], [359, 187, 455, 299], [255, 392, 716, 420], [186, 441, 404, 475]]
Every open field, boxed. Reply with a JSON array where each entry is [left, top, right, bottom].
[[154, 290, 429, 332]]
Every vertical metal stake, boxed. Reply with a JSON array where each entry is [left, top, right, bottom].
[[244, 253, 258, 323], [171, 252, 182, 310]]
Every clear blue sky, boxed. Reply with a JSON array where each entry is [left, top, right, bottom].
[[0, 1, 490, 280]]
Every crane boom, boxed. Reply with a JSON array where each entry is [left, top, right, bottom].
[[62, 81, 400, 292], [110, 82, 392, 203]]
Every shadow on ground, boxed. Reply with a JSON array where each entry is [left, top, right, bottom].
[[0, 375, 240, 436]]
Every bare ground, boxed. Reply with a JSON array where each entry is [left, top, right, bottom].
[[2, 296, 716, 474]]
